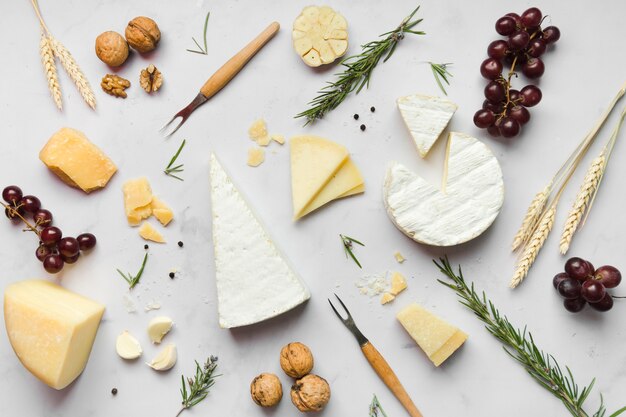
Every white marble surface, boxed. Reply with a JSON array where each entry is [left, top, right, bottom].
[[1, 0, 625, 416]]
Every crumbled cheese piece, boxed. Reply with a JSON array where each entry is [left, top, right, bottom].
[[271, 134, 285, 145], [390, 272, 408, 295], [394, 251, 406, 263], [248, 119, 270, 146], [355, 272, 389, 297], [247, 148, 265, 167], [380, 292, 396, 305], [139, 221, 165, 243]]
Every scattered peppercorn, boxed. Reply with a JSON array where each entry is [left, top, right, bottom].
[[111, 388, 118, 395], [353, 114, 359, 120], [169, 272, 175, 279], [177, 241, 184, 247], [144, 244, 149, 250], [370, 106, 376, 112], [360, 124, 366, 131]]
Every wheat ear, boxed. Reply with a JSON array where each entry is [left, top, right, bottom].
[[510, 206, 556, 288], [511, 185, 551, 251], [559, 156, 605, 255], [39, 31, 62, 110], [50, 38, 96, 109]]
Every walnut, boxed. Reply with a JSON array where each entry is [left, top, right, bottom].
[[290, 374, 331, 412], [139, 64, 163, 93], [125, 16, 161, 53], [95, 31, 129, 67], [101, 74, 130, 98], [280, 342, 314, 378], [250, 373, 283, 407]]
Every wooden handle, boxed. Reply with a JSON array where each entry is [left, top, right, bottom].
[[199, 21, 280, 98], [361, 342, 423, 417]]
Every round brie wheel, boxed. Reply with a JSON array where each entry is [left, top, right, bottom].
[[383, 132, 504, 246]]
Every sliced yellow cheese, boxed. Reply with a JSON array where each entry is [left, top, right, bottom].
[[123, 177, 153, 225], [380, 292, 395, 305], [151, 197, 173, 226], [339, 183, 365, 198], [390, 272, 408, 295], [4, 280, 105, 390], [397, 303, 467, 367], [139, 221, 165, 243], [39, 127, 117, 193], [290, 136, 349, 218]]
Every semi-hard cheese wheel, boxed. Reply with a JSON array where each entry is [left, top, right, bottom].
[[4, 280, 105, 389], [384, 132, 504, 246]]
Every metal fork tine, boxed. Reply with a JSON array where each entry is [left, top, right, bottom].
[[328, 298, 344, 321], [333, 293, 353, 320], [328, 294, 369, 345]]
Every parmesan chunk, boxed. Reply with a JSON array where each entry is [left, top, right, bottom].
[[247, 148, 265, 167], [139, 221, 165, 243]]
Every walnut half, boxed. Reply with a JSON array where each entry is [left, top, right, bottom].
[[140, 64, 163, 93], [101, 74, 130, 98]]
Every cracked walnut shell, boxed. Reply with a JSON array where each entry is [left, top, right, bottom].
[[140, 64, 163, 93], [101, 74, 130, 98], [125, 16, 161, 53], [280, 342, 314, 378], [290, 374, 330, 412], [250, 373, 283, 407]]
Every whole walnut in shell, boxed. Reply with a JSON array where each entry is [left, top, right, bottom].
[[95, 31, 129, 67], [290, 374, 331, 412], [250, 373, 283, 407], [125, 16, 161, 53], [280, 342, 314, 378]]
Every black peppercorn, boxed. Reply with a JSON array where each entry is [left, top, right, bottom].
[[353, 114, 359, 120], [360, 124, 366, 131], [169, 272, 175, 279], [144, 244, 149, 250], [370, 106, 375, 112], [111, 388, 118, 395], [177, 241, 184, 247]]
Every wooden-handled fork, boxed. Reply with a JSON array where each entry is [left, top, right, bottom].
[[161, 21, 280, 137], [329, 294, 423, 417]]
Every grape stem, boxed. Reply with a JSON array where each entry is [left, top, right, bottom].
[[1, 201, 42, 238]]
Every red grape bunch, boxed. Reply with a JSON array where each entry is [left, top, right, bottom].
[[553, 257, 622, 313], [2, 185, 97, 274], [474, 7, 561, 138]]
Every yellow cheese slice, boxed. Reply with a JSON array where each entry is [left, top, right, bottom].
[[297, 158, 364, 219], [123, 178, 153, 225], [139, 222, 165, 243], [151, 197, 173, 226], [397, 303, 467, 367], [39, 127, 117, 193], [390, 272, 407, 295], [4, 280, 105, 390], [290, 136, 349, 218], [380, 292, 395, 305]]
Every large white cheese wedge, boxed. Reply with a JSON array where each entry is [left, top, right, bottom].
[[397, 94, 458, 158], [383, 132, 504, 246], [210, 154, 311, 328], [4, 280, 105, 389]]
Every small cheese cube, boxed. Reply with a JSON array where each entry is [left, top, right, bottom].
[[123, 178, 153, 225], [380, 292, 395, 305], [390, 272, 408, 295], [397, 303, 467, 367], [394, 251, 406, 263], [247, 148, 265, 167], [139, 222, 165, 243], [4, 280, 105, 389], [271, 134, 285, 145], [151, 197, 174, 226], [39, 127, 117, 193]]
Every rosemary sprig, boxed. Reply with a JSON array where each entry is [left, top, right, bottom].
[[164, 139, 186, 181], [429, 62, 453, 95], [186, 12, 210, 55], [369, 394, 388, 417], [116, 253, 148, 290], [434, 256, 626, 417], [340, 234, 365, 269], [176, 356, 220, 417], [295, 6, 424, 124]]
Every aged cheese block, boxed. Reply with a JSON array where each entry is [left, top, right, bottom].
[[383, 132, 504, 246], [4, 280, 105, 389], [123, 177, 153, 225], [397, 303, 467, 367], [139, 221, 165, 243], [210, 154, 311, 328], [397, 94, 457, 158], [39, 127, 117, 193]]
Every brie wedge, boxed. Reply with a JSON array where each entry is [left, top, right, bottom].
[[397, 94, 457, 158], [383, 132, 504, 246], [210, 154, 311, 328]]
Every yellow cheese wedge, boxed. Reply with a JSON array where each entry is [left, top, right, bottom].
[[123, 178, 153, 225], [151, 197, 173, 226], [290, 136, 349, 218], [397, 303, 467, 367], [297, 158, 365, 219], [39, 127, 117, 193], [390, 272, 408, 295], [139, 221, 165, 243], [4, 280, 105, 389], [380, 292, 395, 305]]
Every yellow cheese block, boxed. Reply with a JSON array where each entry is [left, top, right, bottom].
[[397, 303, 467, 367], [39, 127, 117, 193], [151, 197, 173, 226], [123, 177, 153, 226], [139, 221, 165, 243], [290, 136, 349, 219], [4, 280, 105, 389]]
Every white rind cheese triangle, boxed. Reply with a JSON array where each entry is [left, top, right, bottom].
[[210, 154, 311, 328], [383, 133, 504, 246], [397, 94, 458, 158]]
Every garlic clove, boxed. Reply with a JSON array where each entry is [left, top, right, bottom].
[[116, 331, 142, 360], [147, 316, 173, 344], [147, 344, 177, 371]]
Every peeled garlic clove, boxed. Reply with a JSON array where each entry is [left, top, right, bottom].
[[147, 316, 173, 344], [147, 343, 177, 371], [116, 331, 142, 360]]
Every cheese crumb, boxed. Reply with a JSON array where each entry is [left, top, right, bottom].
[[139, 222, 165, 243], [390, 272, 408, 296], [380, 292, 396, 305], [271, 134, 285, 145], [394, 251, 406, 263], [248, 119, 268, 143], [247, 148, 265, 167], [257, 135, 271, 146]]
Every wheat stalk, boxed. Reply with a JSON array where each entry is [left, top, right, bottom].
[[510, 206, 556, 288], [39, 30, 62, 110], [50, 38, 96, 109], [511, 185, 551, 251]]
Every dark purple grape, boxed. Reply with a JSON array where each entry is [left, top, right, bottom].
[[565, 257, 594, 281], [509, 89, 521, 103], [480, 58, 503, 80], [43, 254, 64, 274], [508, 30, 530, 51], [499, 117, 520, 138], [40, 226, 62, 246], [485, 81, 506, 103], [564, 297, 586, 313], [33, 209, 53, 226], [509, 105, 530, 125], [58, 237, 80, 258], [62, 252, 80, 264], [483, 99, 504, 113], [589, 293, 614, 312], [542, 26, 561, 44], [495, 16, 517, 36], [594, 265, 622, 289], [581, 280, 606, 303], [487, 124, 501, 137], [36, 245, 52, 262], [584, 260, 595, 275], [528, 38, 547, 57], [520, 7, 542, 28], [5, 207, 20, 220], [520, 85, 542, 107], [77, 233, 97, 251], [473, 109, 496, 128], [558, 277, 582, 299], [2, 186, 22, 204], [553, 272, 570, 289], [505, 12, 521, 26], [522, 58, 545, 79], [487, 40, 509, 59], [505, 52, 527, 67], [19, 195, 41, 214]]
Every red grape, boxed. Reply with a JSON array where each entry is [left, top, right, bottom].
[[473, 109, 496, 128], [495, 16, 517, 36], [553, 272, 569, 289], [480, 58, 503, 80], [581, 280, 606, 303], [557, 277, 582, 299], [19, 195, 41, 214], [594, 265, 622, 288], [40, 226, 62, 246], [542, 26, 561, 44], [62, 253, 80, 264], [483, 99, 504, 113], [2, 186, 22, 204], [499, 117, 521, 138], [509, 89, 521, 103], [487, 40, 509, 59], [564, 297, 586, 313], [508, 30, 530, 50], [589, 293, 614, 312], [35, 245, 52, 262], [77, 233, 97, 251], [509, 105, 530, 125], [43, 254, 64, 274], [520, 7, 542, 28], [565, 257, 594, 281], [520, 85, 542, 107], [485, 81, 506, 103], [33, 209, 53, 226], [528, 38, 547, 57], [487, 125, 501, 137], [505, 12, 521, 26], [522, 58, 545, 79], [58, 237, 80, 258]]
